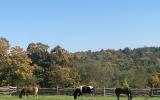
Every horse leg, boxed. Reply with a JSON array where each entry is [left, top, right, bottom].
[[77, 95, 80, 100], [91, 94, 93, 100], [24, 93, 27, 98], [76, 93, 80, 100], [116, 94, 119, 100], [79, 93, 82, 100], [35, 92, 38, 99], [127, 94, 130, 100], [36, 93, 38, 99], [90, 93, 94, 100], [80, 95, 82, 100], [26, 93, 29, 98], [36, 94, 38, 99]]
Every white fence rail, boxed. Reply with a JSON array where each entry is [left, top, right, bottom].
[[0, 86, 17, 95]]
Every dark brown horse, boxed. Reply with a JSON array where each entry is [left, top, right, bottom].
[[115, 87, 132, 100], [19, 85, 38, 98]]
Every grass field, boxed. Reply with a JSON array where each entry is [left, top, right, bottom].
[[0, 95, 159, 100]]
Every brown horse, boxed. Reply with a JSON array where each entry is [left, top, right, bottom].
[[115, 87, 132, 100], [19, 85, 38, 98]]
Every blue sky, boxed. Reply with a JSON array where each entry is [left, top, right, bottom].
[[0, 0, 160, 52]]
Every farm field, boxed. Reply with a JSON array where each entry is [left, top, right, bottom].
[[0, 95, 159, 100]]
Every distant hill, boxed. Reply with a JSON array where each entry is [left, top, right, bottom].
[[72, 47, 160, 88]]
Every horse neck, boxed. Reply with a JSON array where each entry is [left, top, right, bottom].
[[74, 89, 78, 99], [74, 89, 81, 99]]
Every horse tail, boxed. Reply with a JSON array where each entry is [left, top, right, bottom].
[[19, 88, 24, 98], [34, 87, 38, 98]]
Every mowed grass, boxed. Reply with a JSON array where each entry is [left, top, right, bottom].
[[0, 95, 159, 100]]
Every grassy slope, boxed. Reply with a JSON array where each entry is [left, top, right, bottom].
[[0, 95, 159, 100]]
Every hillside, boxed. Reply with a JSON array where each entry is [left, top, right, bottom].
[[72, 47, 160, 88]]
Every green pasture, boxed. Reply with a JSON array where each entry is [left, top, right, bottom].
[[0, 95, 159, 100]]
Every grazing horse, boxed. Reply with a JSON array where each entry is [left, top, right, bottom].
[[115, 87, 132, 100], [19, 85, 38, 99], [74, 85, 95, 100]]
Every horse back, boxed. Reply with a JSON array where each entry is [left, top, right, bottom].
[[82, 86, 94, 94], [23, 86, 38, 94], [115, 87, 131, 94]]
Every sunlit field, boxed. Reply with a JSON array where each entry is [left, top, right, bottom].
[[0, 95, 159, 100]]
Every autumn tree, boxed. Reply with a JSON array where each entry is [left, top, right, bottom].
[[8, 46, 35, 86], [48, 46, 80, 87], [0, 37, 10, 86], [0, 37, 9, 63], [147, 74, 160, 88]]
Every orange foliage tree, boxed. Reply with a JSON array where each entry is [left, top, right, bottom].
[[0, 37, 10, 86], [8, 46, 35, 86], [147, 74, 160, 88]]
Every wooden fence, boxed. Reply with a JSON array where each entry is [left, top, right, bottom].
[[0, 86, 17, 95], [1, 87, 160, 96], [102, 88, 160, 96]]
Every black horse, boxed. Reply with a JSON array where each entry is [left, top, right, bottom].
[[74, 85, 95, 100], [115, 87, 132, 100], [19, 85, 38, 99]]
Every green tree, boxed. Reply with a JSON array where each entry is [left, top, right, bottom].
[[27, 43, 50, 87], [27, 43, 50, 67], [48, 46, 80, 87]]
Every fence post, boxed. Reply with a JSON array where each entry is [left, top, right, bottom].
[[113, 88, 115, 96], [104, 87, 105, 96], [56, 85, 58, 95], [151, 88, 153, 96]]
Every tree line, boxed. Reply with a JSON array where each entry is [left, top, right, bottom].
[[0, 37, 160, 88], [0, 37, 79, 87]]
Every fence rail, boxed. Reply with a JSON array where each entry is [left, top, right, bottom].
[[0, 86, 17, 95], [1, 87, 160, 96]]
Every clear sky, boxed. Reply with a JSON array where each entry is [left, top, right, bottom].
[[0, 0, 160, 52]]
